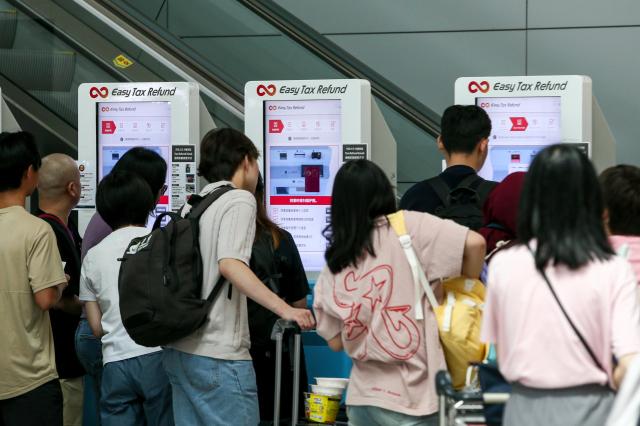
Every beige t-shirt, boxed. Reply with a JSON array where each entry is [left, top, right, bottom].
[[169, 181, 257, 360], [314, 211, 468, 416], [0, 206, 66, 399]]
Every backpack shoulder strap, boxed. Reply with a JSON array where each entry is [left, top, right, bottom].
[[475, 179, 497, 205], [426, 176, 452, 207], [453, 174, 483, 191], [387, 211, 439, 318], [188, 185, 235, 219]]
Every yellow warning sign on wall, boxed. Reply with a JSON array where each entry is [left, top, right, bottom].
[[113, 54, 134, 69]]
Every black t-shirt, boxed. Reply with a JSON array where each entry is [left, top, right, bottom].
[[248, 229, 310, 349], [400, 165, 488, 214], [36, 210, 85, 379]]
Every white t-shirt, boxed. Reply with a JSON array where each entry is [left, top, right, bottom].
[[79, 226, 161, 365], [168, 181, 257, 361]]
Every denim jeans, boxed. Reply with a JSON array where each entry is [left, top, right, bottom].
[[75, 318, 102, 426], [75, 319, 103, 391], [162, 348, 259, 426], [100, 352, 173, 426], [347, 405, 438, 426]]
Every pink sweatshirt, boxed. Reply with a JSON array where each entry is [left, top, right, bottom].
[[610, 235, 640, 284], [314, 211, 468, 416], [482, 244, 640, 388]]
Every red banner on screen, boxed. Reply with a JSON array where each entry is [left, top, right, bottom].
[[270, 196, 331, 205], [101, 120, 116, 134]]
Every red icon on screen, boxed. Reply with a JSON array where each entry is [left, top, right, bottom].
[[89, 86, 109, 98], [510, 117, 528, 131], [468, 81, 490, 94], [257, 84, 276, 96], [101, 120, 117, 134], [269, 120, 284, 133]]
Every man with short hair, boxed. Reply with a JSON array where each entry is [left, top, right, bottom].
[[400, 105, 497, 229], [37, 154, 85, 426], [0, 132, 67, 426], [162, 128, 315, 426]]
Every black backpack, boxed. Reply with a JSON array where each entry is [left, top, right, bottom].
[[118, 185, 234, 347], [427, 175, 496, 230]]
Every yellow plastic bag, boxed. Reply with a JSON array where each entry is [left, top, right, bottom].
[[388, 211, 487, 389], [435, 277, 487, 389]]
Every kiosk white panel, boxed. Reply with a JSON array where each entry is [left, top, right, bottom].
[[455, 75, 592, 181], [245, 79, 371, 272], [77, 82, 200, 234]]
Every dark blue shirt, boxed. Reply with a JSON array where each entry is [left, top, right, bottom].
[[400, 165, 481, 214]]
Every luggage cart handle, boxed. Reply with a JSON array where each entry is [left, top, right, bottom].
[[271, 319, 302, 340], [272, 319, 302, 426], [435, 370, 483, 402]]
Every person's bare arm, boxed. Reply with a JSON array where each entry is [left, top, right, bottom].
[[34, 281, 67, 311], [461, 230, 486, 278], [84, 301, 104, 338], [614, 353, 637, 388], [327, 334, 343, 352], [292, 297, 308, 309], [219, 258, 315, 330]]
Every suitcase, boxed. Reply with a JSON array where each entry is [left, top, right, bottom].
[[271, 319, 303, 426]]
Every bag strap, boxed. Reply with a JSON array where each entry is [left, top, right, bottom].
[[528, 245, 608, 380], [426, 176, 452, 208], [454, 174, 482, 191], [387, 211, 439, 320], [39, 213, 76, 244], [188, 185, 235, 219], [206, 275, 227, 304], [475, 179, 497, 205], [197, 186, 237, 304]]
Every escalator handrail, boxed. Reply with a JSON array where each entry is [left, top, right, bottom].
[[72, 0, 244, 119]]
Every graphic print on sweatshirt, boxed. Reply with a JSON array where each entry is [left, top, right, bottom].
[[333, 265, 421, 361]]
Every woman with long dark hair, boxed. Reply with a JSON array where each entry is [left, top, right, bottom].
[[481, 144, 640, 425], [248, 174, 310, 424], [313, 160, 486, 425]]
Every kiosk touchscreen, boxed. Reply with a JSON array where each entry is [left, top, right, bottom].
[[245, 80, 373, 272], [455, 76, 597, 181], [97, 101, 172, 187], [77, 82, 200, 234]]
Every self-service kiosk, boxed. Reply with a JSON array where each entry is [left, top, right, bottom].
[[455, 75, 616, 180], [77, 82, 215, 234], [245, 79, 397, 274], [245, 79, 397, 383]]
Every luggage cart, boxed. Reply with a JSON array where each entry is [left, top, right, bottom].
[[272, 319, 303, 426], [272, 320, 348, 425], [436, 370, 509, 426]]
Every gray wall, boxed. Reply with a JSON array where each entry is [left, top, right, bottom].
[[130, 0, 640, 192], [275, 0, 640, 187]]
